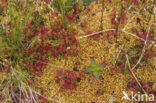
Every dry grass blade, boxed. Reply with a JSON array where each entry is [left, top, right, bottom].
[[78, 29, 116, 39], [125, 54, 147, 94]]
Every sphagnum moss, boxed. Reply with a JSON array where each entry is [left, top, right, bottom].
[[34, 1, 156, 103]]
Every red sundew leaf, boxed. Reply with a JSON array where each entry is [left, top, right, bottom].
[[75, 62, 80, 65], [64, 53, 68, 58], [86, 30, 101, 39], [59, 24, 65, 30], [55, 69, 83, 91], [69, 72, 77, 80], [55, 77, 61, 83], [1, 0, 7, 3], [146, 53, 155, 58], [149, 90, 156, 96], [136, 18, 141, 24], [34, 71, 43, 76], [107, 30, 118, 37], [66, 13, 75, 22], [34, 62, 43, 68], [28, 29, 39, 39], [68, 83, 77, 90], [43, 0, 50, 4], [51, 28, 57, 34], [129, 87, 138, 92], [44, 44, 52, 51], [25, 23, 32, 35], [62, 34, 67, 39], [78, 72, 84, 77], [40, 27, 48, 35], [40, 97, 47, 103], [111, 8, 117, 25], [51, 11, 58, 18], [57, 69, 64, 76], [51, 51, 59, 57], [26, 80, 33, 86], [107, 0, 111, 3], [103, 35, 108, 40], [64, 70, 71, 76], [119, 63, 126, 74], [91, 34, 101, 40], [121, 11, 126, 24], [58, 88, 64, 92], [80, 22, 87, 27], [131, 0, 139, 5], [143, 83, 152, 91], [74, 3, 81, 14], [86, 30, 93, 34], [2, 67, 9, 72], [86, 7, 91, 13], [63, 79, 77, 90]]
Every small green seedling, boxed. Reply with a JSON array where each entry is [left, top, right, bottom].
[[85, 57, 105, 78]]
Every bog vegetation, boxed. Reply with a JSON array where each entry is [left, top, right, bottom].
[[0, 0, 155, 103]]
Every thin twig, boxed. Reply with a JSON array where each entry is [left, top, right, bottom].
[[131, 15, 153, 71], [121, 30, 145, 41], [125, 0, 155, 71], [31, 88, 59, 102], [109, 91, 114, 103], [78, 29, 116, 39], [125, 54, 147, 94]]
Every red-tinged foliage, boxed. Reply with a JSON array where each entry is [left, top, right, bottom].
[[40, 97, 47, 103], [107, 30, 118, 37], [111, 8, 127, 26], [136, 17, 141, 24], [121, 11, 126, 24], [86, 30, 101, 39], [74, 3, 81, 14], [43, 0, 50, 4], [119, 63, 126, 74], [107, 0, 111, 3], [127, 78, 140, 92], [80, 22, 87, 27], [25, 22, 33, 35], [55, 69, 83, 91], [86, 7, 91, 13], [111, 8, 117, 25], [127, 78, 155, 94], [86, 30, 93, 35], [24, 22, 79, 75], [132, 28, 154, 44], [144, 48, 155, 59], [1, 0, 7, 3], [66, 13, 75, 22], [0, 65, 9, 72], [131, 0, 139, 5], [103, 35, 108, 40], [51, 11, 58, 18]]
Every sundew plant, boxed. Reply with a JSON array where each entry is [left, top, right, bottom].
[[0, 0, 156, 103]]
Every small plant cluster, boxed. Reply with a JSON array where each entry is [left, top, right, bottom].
[[24, 22, 79, 75], [127, 78, 156, 96], [55, 69, 83, 91]]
